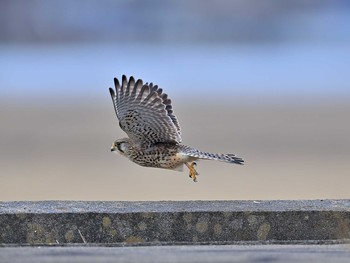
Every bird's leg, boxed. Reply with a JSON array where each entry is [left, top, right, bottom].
[[185, 162, 199, 182]]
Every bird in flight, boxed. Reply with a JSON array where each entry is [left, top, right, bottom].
[[109, 75, 244, 182]]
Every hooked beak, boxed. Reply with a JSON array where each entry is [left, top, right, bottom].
[[111, 145, 116, 152]]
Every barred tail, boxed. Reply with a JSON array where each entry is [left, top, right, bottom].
[[181, 146, 244, 165], [198, 152, 244, 165]]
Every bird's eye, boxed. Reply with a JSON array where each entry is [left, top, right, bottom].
[[116, 142, 124, 153]]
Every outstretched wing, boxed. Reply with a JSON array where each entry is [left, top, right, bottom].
[[109, 75, 182, 146]]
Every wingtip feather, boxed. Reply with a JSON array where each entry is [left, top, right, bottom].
[[109, 87, 115, 97], [114, 77, 119, 88]]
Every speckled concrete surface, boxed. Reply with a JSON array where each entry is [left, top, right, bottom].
[[1, 200, 350, 245]]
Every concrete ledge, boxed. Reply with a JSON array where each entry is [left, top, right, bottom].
[[1, 200, 350, 246]]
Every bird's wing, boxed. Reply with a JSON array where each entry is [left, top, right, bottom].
[[109, 75, 182, 146]]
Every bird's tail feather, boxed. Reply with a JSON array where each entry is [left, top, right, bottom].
[[182, 146, 244, 165], [198, 152, 244, 165]]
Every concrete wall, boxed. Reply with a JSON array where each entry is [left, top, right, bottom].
[[1, 200, 349, 245]]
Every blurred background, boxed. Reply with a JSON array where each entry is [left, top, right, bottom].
[[1, 0, 350, 201]]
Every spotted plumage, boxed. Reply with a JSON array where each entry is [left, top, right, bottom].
[[109, 75, 244, 182]]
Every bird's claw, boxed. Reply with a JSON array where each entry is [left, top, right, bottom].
[[186, 162, 199, 182]]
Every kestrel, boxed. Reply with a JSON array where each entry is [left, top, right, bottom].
[[109, 75, 244, 182]]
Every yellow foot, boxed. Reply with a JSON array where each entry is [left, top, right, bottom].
[[185, 162, 199, 182]]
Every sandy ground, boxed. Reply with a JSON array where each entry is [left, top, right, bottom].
[[1, 100, 349, 201]]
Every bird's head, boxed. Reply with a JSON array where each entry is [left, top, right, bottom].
[[111, 138, 130, 156]]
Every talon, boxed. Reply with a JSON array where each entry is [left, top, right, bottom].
[[190, 162, 199, 175], [185, 162, 199, 182]]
